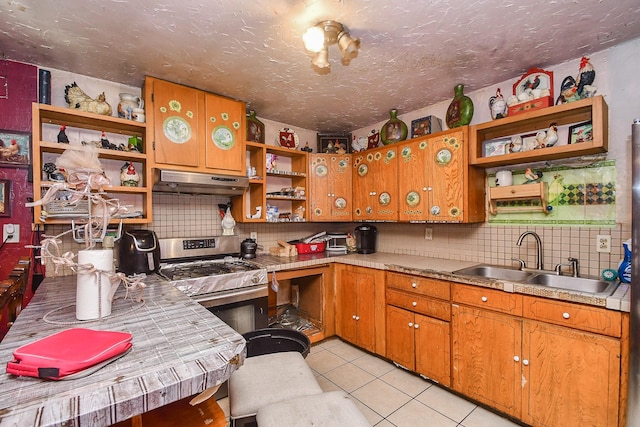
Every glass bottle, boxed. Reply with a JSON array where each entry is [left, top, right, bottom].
[[380, 109, 408, 145], [446, 84, 474, 128]]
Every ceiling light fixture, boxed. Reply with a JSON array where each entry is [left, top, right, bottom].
[[303, 20, 360, 71]]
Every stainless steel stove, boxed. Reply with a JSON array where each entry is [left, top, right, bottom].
[[157, 235, 268, 331]]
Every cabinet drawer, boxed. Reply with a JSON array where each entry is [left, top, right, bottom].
[[387, 289, 450, 321], [523, 296, 622, 337], [452, 284, 522, 315], [386, 272, 450, 300]]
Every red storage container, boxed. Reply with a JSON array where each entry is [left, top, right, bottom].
[[291, 241, 326, 254]]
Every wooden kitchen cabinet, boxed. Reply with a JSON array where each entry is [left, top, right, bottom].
[[335, 264, 385, 355], [32, 103, 152, 224], [352, 145, 398, 221], [264, 145, 308, 222], [309, 153, 352, 221], [232, 141, 266, 222], [397, 128, 484, 223], [144, 76, 246, 176]]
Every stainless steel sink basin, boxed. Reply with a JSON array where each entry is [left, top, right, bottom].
[[453, 265, 535, 282], [526, 274, 617, 295]]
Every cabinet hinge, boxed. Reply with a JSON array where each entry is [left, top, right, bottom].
[[152, 141, 155, 151], [151, 93, 154, 103]]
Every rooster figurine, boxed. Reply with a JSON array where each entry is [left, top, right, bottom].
[[57, 125, 69, 143], [534, 123, 559, 148], [524, 168, 543, 184], [556, 56, 597, 104], [64, 82, 112, 116], [120, 162, 140, 187], [489, 88, 508, 120]]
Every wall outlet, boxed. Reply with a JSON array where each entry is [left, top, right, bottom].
[[250, 232, 258, 241], [424, 227, 433, 240], [3, 224, 20, 243], [596, 235, 611, 253]]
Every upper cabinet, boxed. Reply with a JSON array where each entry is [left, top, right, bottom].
[[397, 128, 484, 223], [32, 103, 152, 224], [469, 96, 608, 167], [144, 76, 246, 176], [352, 145, 399, 221], [309, 153, 352, 222]]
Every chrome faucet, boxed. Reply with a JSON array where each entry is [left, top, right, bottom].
[[555, 257, 579, 277], [516, 231, 543, 270]]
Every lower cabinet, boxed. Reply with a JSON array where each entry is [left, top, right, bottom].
[[335, 265, 385, 355]]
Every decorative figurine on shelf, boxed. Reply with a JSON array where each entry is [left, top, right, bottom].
[[57, 125, 70, 143], [352, 135, 367, 152], [367, 129, 380, 150], [64, 82, 112, 116], [336, 143, 347, 154], [556, 56, 597, 104], [446, 84, 474, 128], [524, 168, 544, 184], [324, 141, 337, 154], [120, 162, 140, 187], [535, 122, 559, 148], [509, 135, 523, 153], [488, 88, 508, 120], [301, 142, 313, 152], [221, 207, 236, 235], [43, 162, 66, 182], [380, 109, 408, 144]]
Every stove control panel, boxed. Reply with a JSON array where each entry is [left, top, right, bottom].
[[183, 239, 216, 250]]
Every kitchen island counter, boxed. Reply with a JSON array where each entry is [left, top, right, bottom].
[[0, 275, 245, 427], [254, 251, 630, 311]]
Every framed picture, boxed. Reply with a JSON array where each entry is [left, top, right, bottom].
[[568, 121, 593, 144], [0, 179, 10, 217], [483, 138, 510, 157], [317, 133, 351, 154], [0, 130, 31, 168], [411, 116, 443, 138]]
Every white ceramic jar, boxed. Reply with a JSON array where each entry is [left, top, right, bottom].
[[117, 93, 142, 119]]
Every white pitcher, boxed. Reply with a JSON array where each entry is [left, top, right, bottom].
[[118, 93, 143, 120]]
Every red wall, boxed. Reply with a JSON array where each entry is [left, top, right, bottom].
[[0, 60, 38, 305]]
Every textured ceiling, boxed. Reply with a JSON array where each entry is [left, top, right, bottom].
[[1, 0, 640, 132]]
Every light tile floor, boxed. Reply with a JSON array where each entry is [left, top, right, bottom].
[[219, 337, 524, 427]]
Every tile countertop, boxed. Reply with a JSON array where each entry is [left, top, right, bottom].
[[253, 252, 631, 312], [0, 275, 245, 427]]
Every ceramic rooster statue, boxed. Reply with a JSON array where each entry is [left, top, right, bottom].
[[64, 82, 112, 116], [556, 56, 597, 104], [57, 125, 69, 143], [524, 168, 543, 184], [535, 123, 559, 148], [489, 88, 508, 120], [120, 162, 140, 187]]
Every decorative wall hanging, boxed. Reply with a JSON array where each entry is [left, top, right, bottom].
[[0, 179, 10, 217], [0, 130, 31, 168]]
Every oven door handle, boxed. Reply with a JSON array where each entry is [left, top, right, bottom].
[[194, 284, 268, 308]]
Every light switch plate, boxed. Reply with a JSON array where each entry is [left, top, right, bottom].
[[596, 235, 611, 253], [424, 228, 433, 240], [3, 224, 19, 243]]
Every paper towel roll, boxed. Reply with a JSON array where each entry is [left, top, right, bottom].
[[76, 249, 114, 320]]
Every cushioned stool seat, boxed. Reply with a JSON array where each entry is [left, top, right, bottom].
[[229, 351, 322, 426], [256, 391, 371, 427]]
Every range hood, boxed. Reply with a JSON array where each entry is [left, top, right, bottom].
[[153, 169, 249, 195]]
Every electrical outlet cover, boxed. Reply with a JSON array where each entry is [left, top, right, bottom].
[[596, 235, 611, 253]]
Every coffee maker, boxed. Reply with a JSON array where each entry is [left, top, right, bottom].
[[354, 224, 377, 254]]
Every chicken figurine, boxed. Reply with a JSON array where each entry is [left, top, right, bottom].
[[488, 88, 508, 120], [64, 82, 112, 116], [57, 125, 70, 143], [524, 168, 543, 184], [534, 123, 559, 148], [556, 56, 597, 104], [120, 162, 140, 187]]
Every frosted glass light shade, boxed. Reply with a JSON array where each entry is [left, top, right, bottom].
[[303, 26, 325, 52]]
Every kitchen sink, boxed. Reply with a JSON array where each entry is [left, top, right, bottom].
[[453, 264, 618, 296], [526, 273, 617, 295], [453, 265, 535, 282]]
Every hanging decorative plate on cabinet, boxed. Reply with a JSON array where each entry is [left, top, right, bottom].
[[212, 125, 235, 150], [315, 164, 328, 177], [163, 116, 192, 144], [277, 128, 299, 149]]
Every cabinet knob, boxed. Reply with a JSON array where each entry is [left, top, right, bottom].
[[412, 301, 417, 307], [422, 187, 427, 192], [523, 359, 530, 366], [427, 187, 433, 191], [481, 296, 488, 302], [414, 323, 419, 329], [513, 356, 520, 362], [562, 312, 570, 319], [411, 282, 417, 288], [355, 316, 360, 321], [408, 322, 414, 328], [352, 314, 357, 320]]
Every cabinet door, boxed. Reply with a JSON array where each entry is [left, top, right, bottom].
[[336, 268, 358, 345], [354, 270, 376, 352], [204, 93, 245, 175], [149, 78, 201, 167], [330, 155, 352, 221], [398, 139, 428, 221], [522, 320, 620, 427], [336, 266, 376, 352], [371, 147, 398, 221], [427, 130, 464, 221], [352, 152, 376, 221], [415, 313, 451, 386], [386, 305, 415, 370], [309, 154, 333, 221], [452, 304, 522, 418]]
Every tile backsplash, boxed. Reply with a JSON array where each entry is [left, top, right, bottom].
[[43, 193, 629, 278]]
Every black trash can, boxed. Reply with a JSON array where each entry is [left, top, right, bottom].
[[242, 328, 310, 358]]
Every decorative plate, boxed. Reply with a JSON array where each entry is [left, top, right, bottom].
[[335, 197, 347, 210], [386, 150, 396, 160], [379, 192, 391, 206], [277, 128, 299, 149], [357, 164, 368, 177], [162, 116, 192, 144], [315, 164, 328, 177], [435, 148, 452, 165], [338, 159, 348, 169], [406, 191, 420, 207], [212, 125, 235, 150], [401, 146, 412, 159]]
